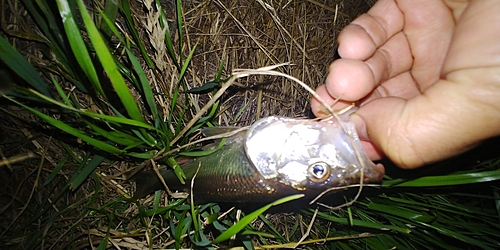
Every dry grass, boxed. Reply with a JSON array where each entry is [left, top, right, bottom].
[[140, 0, 371, 124]]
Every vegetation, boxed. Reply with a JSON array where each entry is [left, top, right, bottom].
[[0, 0, 499, 249]]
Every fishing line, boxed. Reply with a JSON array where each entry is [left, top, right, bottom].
[[231, 63, 369, 208], [160, 63, 372, 208]]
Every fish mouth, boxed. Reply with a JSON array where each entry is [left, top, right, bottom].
[[364, 163, 385, 182]]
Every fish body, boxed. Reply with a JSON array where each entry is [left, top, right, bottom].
[[134, 115, 384, 203]]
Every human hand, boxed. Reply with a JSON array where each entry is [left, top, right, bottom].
[[311, 0, 500, 169]]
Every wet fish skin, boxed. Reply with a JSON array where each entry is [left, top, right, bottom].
[[134, 130, 302, 203], [244, 116, 384, 191], [133, 115, 385, 203]]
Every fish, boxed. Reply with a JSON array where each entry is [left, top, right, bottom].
[[133, 114, 385, 203]]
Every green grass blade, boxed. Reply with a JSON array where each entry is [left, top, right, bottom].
[[190, 203, 200, 242], [24, 88, 160, 133], [215, 58, 225, 81], [176, 0, 183, 63], [56, 0, 104, 97], [100, 0, 120, 39], [178, 43, 198, 84], [125, 48, 160, 125], [313, 210, 411, 234], [5, 96, 123, 155], [70, 155, 105, 190], [257, 214, 287, 242], [127, 151, 156, 159], [416, 221, 495, 250], [0, 36, 53, 97], [164, 157, 186, 185], [98, 9, 125, 43], [384, 168, 500, 187], [187, 81, 219, 94], [50, 76, 72, 106], [83, 120, 143, 147], [119, 0, 154, 67], [42, 157, 67, 187], [75, 0, 143, 122], [178, 138, 226, 157], [367, 203, 436, 223], [81, 110, 158, 130], [21, 0, 56, 43], [212, 194, 304, 244], [155, 0, 178, 68], [494, 189, 500, 220], [140, 199, 186, 217]]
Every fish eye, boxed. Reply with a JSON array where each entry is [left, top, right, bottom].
[[308, 162, 331, 183]]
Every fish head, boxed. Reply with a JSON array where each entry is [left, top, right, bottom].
[[245, 116, 384, 192]]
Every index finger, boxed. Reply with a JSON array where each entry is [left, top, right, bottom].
[[337, 0, 404, 60]]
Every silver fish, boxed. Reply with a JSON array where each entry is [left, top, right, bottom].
[[134, 114, 385, 203]]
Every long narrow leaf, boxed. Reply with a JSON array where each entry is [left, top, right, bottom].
[[119, 0, 154, 67], [313, 210, 411, 234], [156, 0, 179, 68], [81, 110, 159, 130], [100, 0, 120, 39], [0, 36, 53, 97], [98, 9, 125, 46], [212, 194, 304, 244], [179, 138, 227, 157], [25, 88, 160, 131], [70, 155, 105, 190], [125, 49, 160, 125], [50, 76, 72, 106], [83, 120, 143, 147], [178, 43, 198, 84], [56, 0, 104, 96], [5, 96, 123, 155], [384, 168, 500, 187], [75, 0, 143, 123], [176, 0, 183, 64], [367, 203, 436, 223]]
